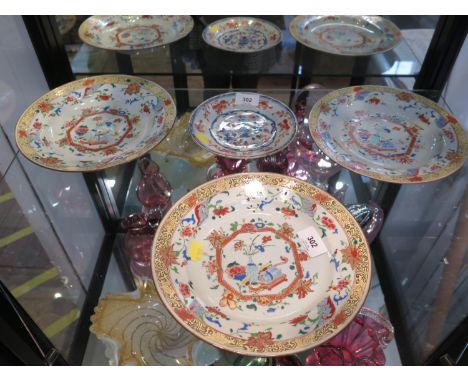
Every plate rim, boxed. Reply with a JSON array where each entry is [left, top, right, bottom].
[[289, 15, 401, 56], [202, 16, 283, 53], [78, 15, 194, 52], [188, 91, 298, 160], [15, 74, 177, 172], [151, 172, 372, 356], [308, 85, 468, 184]]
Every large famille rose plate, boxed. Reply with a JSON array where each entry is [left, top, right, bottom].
[[151, 173, 371, 356], [309, 86, 468, 184], [202, 17, 282, 53], [289, 16, 401, 56], [78, 16, 194, 51], [16, 75, 176, 172], [189, 92, 297, 160]]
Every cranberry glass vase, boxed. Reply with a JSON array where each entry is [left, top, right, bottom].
[[256, 150, 289, 174], [207, 156, 248, 180], [305, 307, 394, 366], [136, 157, 172, 214], [121, 210, 163, 279], [286, 83, 341, 188], [286, 140, 340, 190]]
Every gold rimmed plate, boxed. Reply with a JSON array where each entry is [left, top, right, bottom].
[[151, 173, 371, 356], [16, 75, 176, 172], [289, 16, 401, 56], [309, 85, 468, 184], [79, 16, 194, 52]]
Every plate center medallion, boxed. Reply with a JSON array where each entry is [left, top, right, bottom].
[[218, 29, 268, 50], [66, 109, 133, 152], [343, 112, 420, 166], [312, 24, 379, 49], [210, 110, 277, 151], [217, 224, 304, 305], [116, 25, 161, 47]]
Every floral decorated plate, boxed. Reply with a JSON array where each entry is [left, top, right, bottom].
[[309, 86, 468, 183], [16, 75, 176, 172], [289, 16, 401, 56], [151, 173, 371, 356], [189, 92, 297, 160], [78, 16, 194, 51], [202, 17, 282, 53]]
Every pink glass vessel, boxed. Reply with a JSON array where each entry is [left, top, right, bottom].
[[256, 150, 289, 174], [207, 156, 248, 180], [123, 157, 173, 279], [305, 307, 394, 366], [121, 210, 162, 279], [136, 157, 172, 214]]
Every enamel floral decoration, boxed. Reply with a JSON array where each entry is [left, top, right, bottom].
[[151, 173, 371, 356]]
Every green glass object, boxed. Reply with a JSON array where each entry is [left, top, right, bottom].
[[234, 356, 274, 366]]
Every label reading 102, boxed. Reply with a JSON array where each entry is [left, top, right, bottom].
[[235, 93, 259, 107]]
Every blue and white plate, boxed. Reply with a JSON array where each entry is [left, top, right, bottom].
[[189, 92, 297, 159], [202, 17, 282, 53]]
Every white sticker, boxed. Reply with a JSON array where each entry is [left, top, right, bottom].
[[235, 93, 259, 107], [298, 226, 328, 258]]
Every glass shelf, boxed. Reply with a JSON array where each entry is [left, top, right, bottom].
[[98, 86, 444, 222], [85, 85, 462, 366]]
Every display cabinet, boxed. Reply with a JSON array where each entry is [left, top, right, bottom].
[[0, 15, 467, 366]]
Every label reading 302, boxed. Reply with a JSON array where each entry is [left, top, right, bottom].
[[298, 226, 328, 258], [235, 93, 259, 107], [306, 235, 319, 248]]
